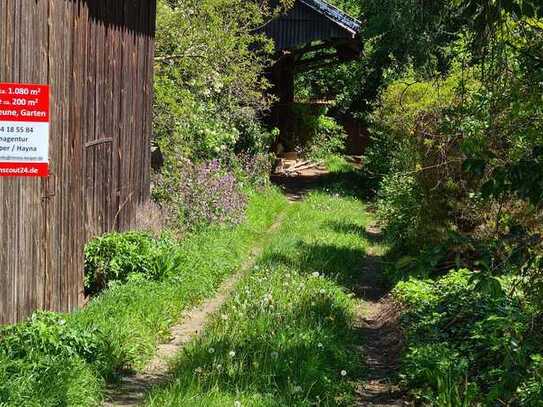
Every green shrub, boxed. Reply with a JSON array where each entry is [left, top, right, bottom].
[[0, 312, 103, 407], [305, 114, 347, 161], [394, 269, 543, 405], [84, 231, 178, 295], [153, 0, 278, 202], [402, 343, 477, 406], [376, 173, 423, 249]]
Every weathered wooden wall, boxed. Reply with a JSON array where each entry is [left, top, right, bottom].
[[0, 0, 156, 324]]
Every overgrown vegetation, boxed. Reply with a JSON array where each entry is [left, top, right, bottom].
[[4, 0, 543, 405], [0, 190, 287, 406], [152, 0, 292, 231], [351, 0, 543, 404], [145, 189, 375, 406]]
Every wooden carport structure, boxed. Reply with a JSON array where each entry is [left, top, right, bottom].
[[260, 0, 362, 148], [0, 0, 156, 324]]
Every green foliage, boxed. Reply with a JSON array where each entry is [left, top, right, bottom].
[[394, 269, 543, 405], [368, 69, 473, 251], [0, 189, 288, 407], [153, 0, 279, 192], [0, 312, 103, 407], [84, 231, 178, 295], [304, 114, 347, 161]]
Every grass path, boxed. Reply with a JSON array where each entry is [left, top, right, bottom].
[[103, 215, 287, 407], [136, 172, 408, 406]]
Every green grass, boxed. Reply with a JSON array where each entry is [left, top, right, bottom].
[[0, 188, 288, 407], [145, 190, 377, 406]]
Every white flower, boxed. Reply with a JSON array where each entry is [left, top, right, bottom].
[[208, 347, 215, 354], [234, 401, 242, 407], [229, 350, 236, 358], [318, 343, 323, 348], [221, 314, 229, 321], [293, 385, 303, 393], [319, 289, 326, 294], [312, 272, 320, 278], [271, 351, 279, 359], [341, 370, 347, 377]]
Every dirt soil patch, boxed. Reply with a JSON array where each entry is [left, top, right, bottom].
[[354, 228, 410, 407]]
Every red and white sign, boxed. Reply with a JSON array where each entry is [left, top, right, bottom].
[[0, 83, 49, 177]]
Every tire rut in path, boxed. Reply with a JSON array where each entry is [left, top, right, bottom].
[[354, 226, 410, 407], [103, 216, 285, 407]]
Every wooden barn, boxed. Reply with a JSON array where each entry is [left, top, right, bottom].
[[0, 0, 156, 324]]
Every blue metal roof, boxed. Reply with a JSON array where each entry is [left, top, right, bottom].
[[300, 0, 361, 34]]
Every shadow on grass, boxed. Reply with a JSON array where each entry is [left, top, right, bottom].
[[260, 241, 388, 303], [325, 220, 384, 245], [271, 168, 377, 202], [260, 243, 365, 289]]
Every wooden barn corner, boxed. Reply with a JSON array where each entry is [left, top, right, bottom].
[[0, 0, 157, 324]]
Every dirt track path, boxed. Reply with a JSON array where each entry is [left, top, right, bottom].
[[103, 216, 285, 407], [354, 227, 408, 407], [272, 168, 409, 406]]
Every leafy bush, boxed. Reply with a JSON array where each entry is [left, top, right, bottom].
[[376, 173, 423, 249], [305, 114, 347, 161], [0, 312, 103, 407], [394, 269, 543, 405], [153, 0, 282, 204], [84, 231, 178, 295]]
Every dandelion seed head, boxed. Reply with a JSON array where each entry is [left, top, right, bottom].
[[341, 370, 347, 377]]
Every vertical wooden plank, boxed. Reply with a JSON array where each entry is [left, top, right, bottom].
[[0, 0, 12, 323]]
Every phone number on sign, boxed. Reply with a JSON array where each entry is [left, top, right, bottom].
[[0, 125, 35, 134]]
